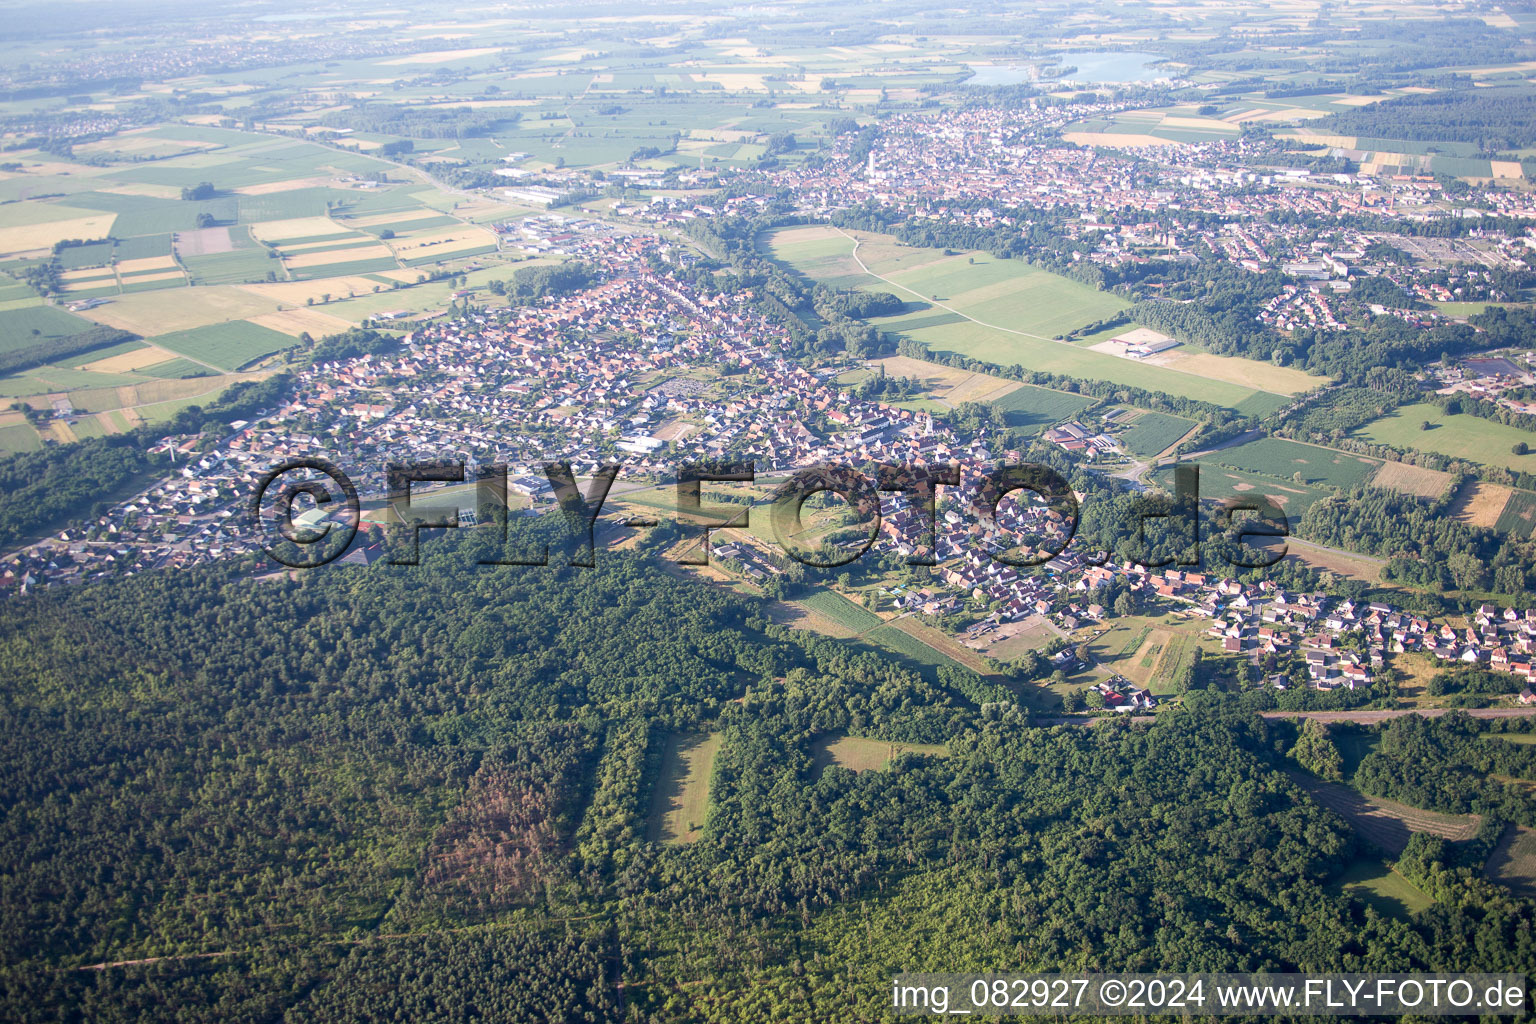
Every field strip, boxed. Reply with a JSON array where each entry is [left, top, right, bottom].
[[835, 227, 1288, 400]]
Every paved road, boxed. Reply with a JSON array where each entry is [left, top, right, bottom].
[[1260, 707, 1536, 723]]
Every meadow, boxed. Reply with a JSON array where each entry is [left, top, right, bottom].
[[1485, 825, 1536, 897], [1355, 403, 1536, 475], [0, 305, 95, 352], [1155, 462, 1328, 521], [991, 383, 1093, 434], [645, 732, 722, 845], [811, 734, 948, 775], [1329, 858, 1435, 917]]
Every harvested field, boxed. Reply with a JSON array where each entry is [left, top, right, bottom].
[[1371, 460, 1452, 499], [173, 226, 234, 256], [77, 286, 280, 335], [236, 276, 393, 306], [247, 308, 359, 337], [79, 345, 173, 374], [249, 216, 348, 243], [284, 244, 396, 269], [1450, 480, 1513, 529], [0, 212, 117, 255]]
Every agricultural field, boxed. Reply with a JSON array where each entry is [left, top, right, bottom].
[[866, 622, 971, 674], [1156, 461, 1328, 521], [811, 734, 948, 775], [867, 355, 1022, 407], [765, 226, 1319, 413], [1204, 437, 1380, 490], [0, 421, 42, 454], [1495, 490, 1536, 539], [1370, 460, 1453, 500], [0, 125, 535, 395], [793, 587, 883, 634], [1451, 480, 1516, 529], [150, 321, 297, 372], [1116, 409, 1197, 457], [1354, 403, 1536, 475], [0, 305, 96, 352], [991, 383, 1094, 434], [885, 615, 998, 677], [645, 732, 722, 845]]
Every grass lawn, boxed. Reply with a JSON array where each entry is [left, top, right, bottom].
[[1355, 403, 1536, 475], [645, 732, 722, 845]]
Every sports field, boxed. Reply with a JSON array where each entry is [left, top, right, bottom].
[[765, 227, 1320, 412], [1355, 404, 1536, 475]]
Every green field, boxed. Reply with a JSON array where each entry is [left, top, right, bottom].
[[1118, 410, 1197, 457], [1156, 461, 1329, 521], [991, 384, 1094, 434], [0, 421, 42, 453], [1487, 825, 1536, 897], [1206, 437, 1380, 489], [1355, 403, 1536, 475], [1496, 490, 1536, 538], [866, 622, 966, 671], [0, 305, 95, 353], [152, 321, 296, 372], [764, 227, 1302, 412], [794, 588, 883, 633]]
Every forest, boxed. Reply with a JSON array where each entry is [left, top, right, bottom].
[[1317, 87, 1536, 152], [1, 526, 1533, 1021]]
